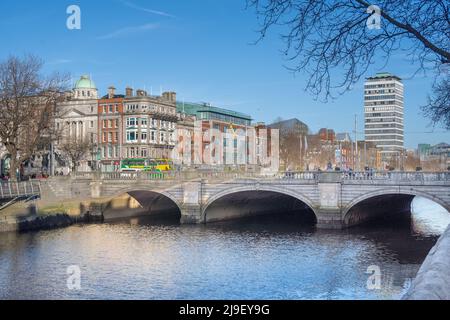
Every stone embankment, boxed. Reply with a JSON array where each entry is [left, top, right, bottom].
[[403, 224, 450, 300], [0, 206, 103, 233]]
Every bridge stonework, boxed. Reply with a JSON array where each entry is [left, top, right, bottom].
[[41, 172, 450, 229]]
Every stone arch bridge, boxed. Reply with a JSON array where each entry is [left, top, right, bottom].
[[43, 171, 450, 229]]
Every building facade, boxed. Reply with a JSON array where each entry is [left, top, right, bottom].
[[55, 75, 99, 173], [123, 89, 178, 161], [176, 101, 253, 167], [364, 72, 405, 162], [97, 87, 125, 172], [418, 142, 450, 170]]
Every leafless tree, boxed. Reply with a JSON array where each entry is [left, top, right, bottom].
[[279, 131, 301, 170], [0, 55, 69, 181], [247, 0, 450, 126], [270, 118, 309, 170], [422, 73, 450, 129], [58, 136, 94, 172]]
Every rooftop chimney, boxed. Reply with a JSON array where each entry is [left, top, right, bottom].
[[126, 87, 133, 97], [162, 91, 176, 102], [108, 86, 116, 99]]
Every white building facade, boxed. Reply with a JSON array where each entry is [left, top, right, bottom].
[[364, 72, 404, 162], [55, 75, 99, 173]]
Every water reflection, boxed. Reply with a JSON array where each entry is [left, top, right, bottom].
[[0, 196, 448, 300], [411, 196, 450, 236]]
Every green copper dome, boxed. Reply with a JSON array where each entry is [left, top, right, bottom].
[[74, 75, 96, 89]]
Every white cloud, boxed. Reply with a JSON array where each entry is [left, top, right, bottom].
[[97, 23, 159, 40], [121, 1, 175, 18]]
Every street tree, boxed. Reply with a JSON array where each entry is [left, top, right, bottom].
[[58, 136, 94, 172], [247, 0, 450, 128], [0, 55, 69, 180]]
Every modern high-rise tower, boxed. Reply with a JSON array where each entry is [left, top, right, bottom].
[[364, 72, 404, 162]]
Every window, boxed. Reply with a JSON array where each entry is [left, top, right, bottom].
[[103, 120, 107, 128], [103, 106, 107, 113], [115, 132, 119, 142], [102, 132, 107, 143], [108, 146, 113, 158], [126, 130, 138, 143], [160, 132, 165, 143], [141, 148, 147, 158], [150, 131, 156, 142], [141, 131, 147, 141], [115, 146, 119, 158], [108, 120, 113, 128], [90, 106, 94, 113], [108, 132, 112, 142], [109, 105, 113, 113], [127, 104, 138, 112], [90, 133, 94, 143], [141, 118, 148, 126], [90, 121, 94, 128], [115, 119, 119, 128], [115, 105, 119, 113], [126, 117, 137, 127]]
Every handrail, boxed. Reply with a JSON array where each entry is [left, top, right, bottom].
[[68, 171, 450, 182], [0, 180, 41, 199]]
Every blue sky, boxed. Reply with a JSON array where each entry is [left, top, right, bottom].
[[0, 0, 448, 148]]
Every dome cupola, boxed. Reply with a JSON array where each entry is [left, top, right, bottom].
[[73, 75, 98, 99]]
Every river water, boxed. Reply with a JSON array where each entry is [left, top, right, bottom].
[[0, 197, 448, 300]]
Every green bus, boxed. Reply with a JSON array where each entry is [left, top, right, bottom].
[[120, 158, 173, 172]]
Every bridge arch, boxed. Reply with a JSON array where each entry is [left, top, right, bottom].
[[343, 188, 450, 227], [103, 188, 183, 221], [112, 187, 183, 210], [202, 185, 318, 223]]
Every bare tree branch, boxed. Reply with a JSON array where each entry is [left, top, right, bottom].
[[247, 0, 450, 124], [0, 55, 69, 181]]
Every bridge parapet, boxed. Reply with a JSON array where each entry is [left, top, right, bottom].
[[342, 171, 450, 184], [70, 170, 450, 184], [57, 171, 450, 229]]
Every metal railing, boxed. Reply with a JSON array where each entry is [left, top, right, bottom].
[[68, 170, 450, 183], [0, 180, 41, 199], [342, 171, 450, 182]]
